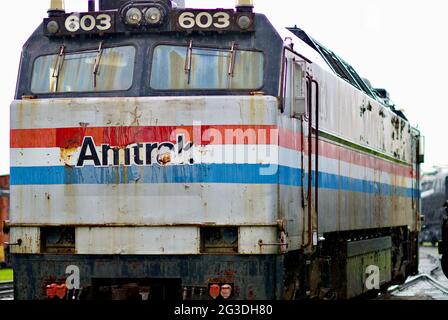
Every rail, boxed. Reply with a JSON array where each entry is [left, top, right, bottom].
[[0, 281, 14, 300], [387, 251, 448, 297], [388, 273, 448, 295]]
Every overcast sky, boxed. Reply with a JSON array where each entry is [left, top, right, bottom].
[[1, 0, 446, 175]]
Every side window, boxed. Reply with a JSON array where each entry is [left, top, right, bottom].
[[283, 54, 307, 118], [283, 58, 293, 116], [292, 60, 306, 117]]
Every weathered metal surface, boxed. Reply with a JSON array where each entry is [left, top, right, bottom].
[[9, 184, 278, 226], [346, 248, 391, 299], [339, 237, 392, 299], [346, 237, 392, 258], [11, 254, 282, 300], [10, 91, 418, 254], [11, 96, 281, 255], [9, 227, 40, 254], [76, 227, 199, 255], [239, 227, 278, 255]]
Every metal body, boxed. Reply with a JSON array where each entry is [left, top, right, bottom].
[[9, 0, 421, 300], [0, 176, 9, 267], [421, 168, 448, 245], [440, 202, 448, 278]]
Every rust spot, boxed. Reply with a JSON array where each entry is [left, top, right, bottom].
[[158, 152, 171, 165], [208, 277, 235, 284], [60, 147, 78, 167]]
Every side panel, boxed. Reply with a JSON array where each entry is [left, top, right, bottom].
[[278, 53, 418, 251]]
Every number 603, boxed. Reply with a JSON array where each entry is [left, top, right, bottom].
[[65, 14, 112, 32], [178, 12, 231, 29]]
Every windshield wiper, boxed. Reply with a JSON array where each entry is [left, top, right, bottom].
[[185, 40, 193, 84], [51, 45, 66, 92], [93, 41, 104, 88], [228, 42, 237, 77]]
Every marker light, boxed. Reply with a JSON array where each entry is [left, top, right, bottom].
[[145, 7, 163, 25], [46, 20, 60, 34], [126, 7, 143, 25], [237, 15, 252, 30], [209, 284, 220, 299], [221, 284, 232, 299]]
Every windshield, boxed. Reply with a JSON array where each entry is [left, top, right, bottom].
[[150, 45, 264, 90], [31, 45, 135, 93]]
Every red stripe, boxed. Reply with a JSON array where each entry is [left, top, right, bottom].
[[278, 128, 413, 178], [11, 125, 414, 178], [11, 125, 278, 148]]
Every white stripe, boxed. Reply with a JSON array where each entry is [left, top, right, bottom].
[[11, 147, 412, 187], [11, 145, 298, 168], [316, 155, 412, 188]]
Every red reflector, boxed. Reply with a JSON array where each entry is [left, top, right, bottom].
[[56, 284, 67, 299], [209, 284, 220, 299], [46, 283, 67, 299], [46, 283, 58, 299], [220, 284, 232, 299]]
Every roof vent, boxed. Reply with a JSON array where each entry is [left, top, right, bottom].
[[374, 88, 390, 100]]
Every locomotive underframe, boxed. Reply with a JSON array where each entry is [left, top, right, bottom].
[[11, 226, 418, 300]]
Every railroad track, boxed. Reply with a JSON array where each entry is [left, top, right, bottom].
[[0, 281, 14, 300], [378, 250, 448, 300]]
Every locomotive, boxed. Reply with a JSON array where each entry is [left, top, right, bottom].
[[0, 175, 9, 268], [441, 201, 448, 278], [420, 167, 448, 246], [9, 0, 423, 300]]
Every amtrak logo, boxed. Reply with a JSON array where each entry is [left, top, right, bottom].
[[76, 135, 194, 167]]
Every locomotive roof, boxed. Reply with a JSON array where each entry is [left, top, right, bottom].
[[274, 21, 408, 120]]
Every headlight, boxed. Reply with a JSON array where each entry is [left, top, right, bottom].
[[46, 20, 60, 34], [237, 15, 253, 30], [125, 7, 143, 25], [145, 7, 163, 25]]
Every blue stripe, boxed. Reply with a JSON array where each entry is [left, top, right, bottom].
[[10, 165, 418, 198]]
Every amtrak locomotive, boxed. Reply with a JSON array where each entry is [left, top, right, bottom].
[[9, 0, 424, 300]]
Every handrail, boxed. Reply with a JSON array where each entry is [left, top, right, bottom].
[[312, 79, 319, 238], [302, 74, 319, 249], [303, 74, 313, 249]]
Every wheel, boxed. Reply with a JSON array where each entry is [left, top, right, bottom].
[[442, 254, 448, 279]]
